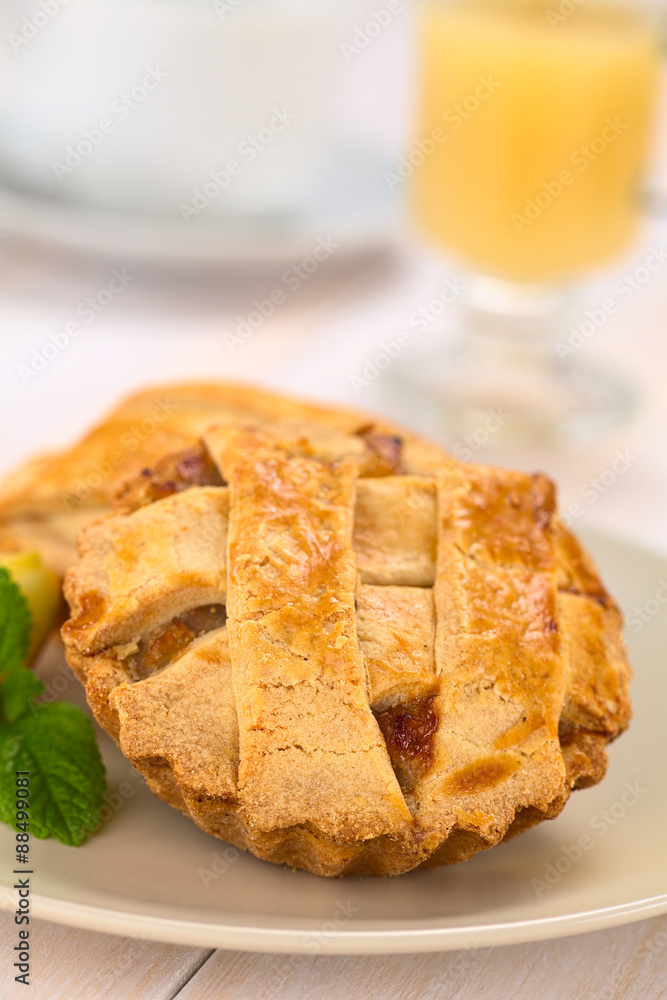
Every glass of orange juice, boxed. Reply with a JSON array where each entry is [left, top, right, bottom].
[[398, 0, 662, 446]]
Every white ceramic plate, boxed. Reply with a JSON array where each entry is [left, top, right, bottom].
[[1, 528, 665, 954]]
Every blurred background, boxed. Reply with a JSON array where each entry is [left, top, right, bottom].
[[1, 0, 666, 552]]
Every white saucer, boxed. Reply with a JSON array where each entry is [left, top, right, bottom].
[[0, 180, 399, 265]]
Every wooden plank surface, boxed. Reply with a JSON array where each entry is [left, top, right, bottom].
[[2, 914, 666, 999], [175, 915, 667, 1000], [0, 916, 212, 1000]]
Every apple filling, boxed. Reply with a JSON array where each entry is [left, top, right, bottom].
[[117, 446, 225, 510], [129, 603, 227, 680], [374, 694, 438, 792]]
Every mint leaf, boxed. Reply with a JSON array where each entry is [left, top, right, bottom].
[[0, 565, 107, 846], [0, 701, 106, 846], [0, 665, 44, 723], [0, 566, 32, 670]]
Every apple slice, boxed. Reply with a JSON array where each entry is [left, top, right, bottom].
[[0, 551, 60, 659]]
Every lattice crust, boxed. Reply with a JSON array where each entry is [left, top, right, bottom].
[[0, 382, 448, 576], [62, 422, 632, 876]]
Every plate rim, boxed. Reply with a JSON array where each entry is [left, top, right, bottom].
[[26, 892, 667, 954]]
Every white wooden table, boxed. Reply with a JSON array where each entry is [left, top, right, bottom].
[[1, 222, 666, 999], [2, 913, 667, 1000]]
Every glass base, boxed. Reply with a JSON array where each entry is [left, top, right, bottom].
[[387, 275, 636, 451], [392, 346, 636, 451]]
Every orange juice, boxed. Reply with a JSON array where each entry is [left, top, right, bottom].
[[413, 0, 660, 282]]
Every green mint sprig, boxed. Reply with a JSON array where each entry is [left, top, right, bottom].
[[0, 567, 106, 846]]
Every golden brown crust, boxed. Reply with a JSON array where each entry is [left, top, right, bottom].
[[60, 400, 631, 877], [0, 382, 447, 575], [208, 426, 411, 840]]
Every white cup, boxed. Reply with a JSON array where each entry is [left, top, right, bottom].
[[0, 0, 406, 235]]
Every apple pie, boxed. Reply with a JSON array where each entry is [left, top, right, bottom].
[[62, 414, 631, 876]]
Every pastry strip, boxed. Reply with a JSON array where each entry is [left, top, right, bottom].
[[354, 478, 437, 587], [418, 466, 568, 839], [206, 426, 410, 840], [357, 584, 436, 708], [112, 628, 239, 799], [63, 487, 229, 654]]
